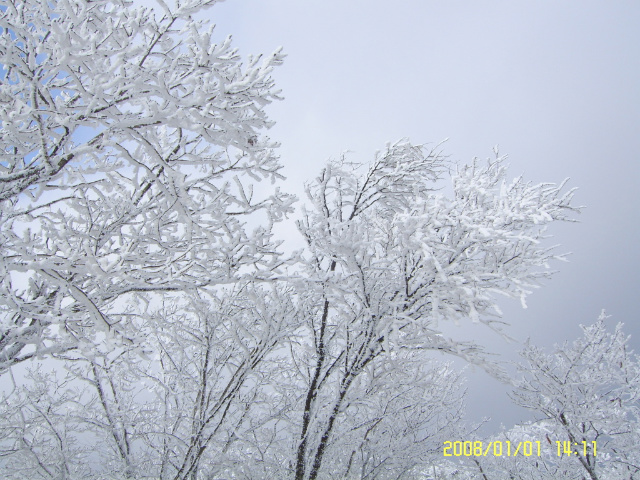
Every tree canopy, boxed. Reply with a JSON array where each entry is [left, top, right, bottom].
[[4, 1, 632, 480]]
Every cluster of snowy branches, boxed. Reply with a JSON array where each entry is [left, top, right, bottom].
[[0, 0, 294, 371], [1, 0, 636, 479]]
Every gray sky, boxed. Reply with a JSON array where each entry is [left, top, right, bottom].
[[191, 0, 640, 431]]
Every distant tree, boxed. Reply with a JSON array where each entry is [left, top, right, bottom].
[[507, 314, 640, 480], [1, 0, 581, 478], [471, 421, 580, 480]]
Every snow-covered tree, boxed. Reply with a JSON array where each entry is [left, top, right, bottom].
[[1, 0, 584, 478], [288, 143, 578, 480], [508, 313, 640, 480], [0, 0, 294, 370], [0, 284, 299, 479]]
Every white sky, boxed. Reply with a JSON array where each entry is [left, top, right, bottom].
[[162, 0, 640, 431]]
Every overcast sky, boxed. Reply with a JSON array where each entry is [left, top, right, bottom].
[[182, 0, 640, 431]]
